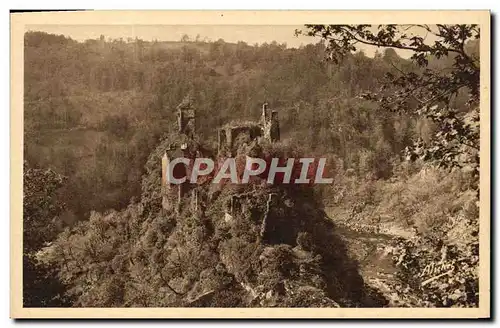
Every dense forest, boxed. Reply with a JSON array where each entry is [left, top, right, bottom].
[[24, 25, 480, 308]]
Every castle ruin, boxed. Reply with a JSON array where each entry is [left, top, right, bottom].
[[162, 102, 280, 214]]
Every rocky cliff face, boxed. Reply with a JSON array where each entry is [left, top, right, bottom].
[[137, 129, 388, 307], [38, 127, 390, 307]]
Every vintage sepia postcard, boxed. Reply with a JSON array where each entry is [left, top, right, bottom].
[[10, 10, 490, 319]]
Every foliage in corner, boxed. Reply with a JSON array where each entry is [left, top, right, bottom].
[[298, 24, 480, 187]]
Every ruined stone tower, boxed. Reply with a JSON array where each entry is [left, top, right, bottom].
[[177, 95, 196, 139], [161, 96, 197, 212], [161, 144, 188, 212], [260, 102, 280, 142]]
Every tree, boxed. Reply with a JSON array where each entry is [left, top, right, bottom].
[[298, 25, 480, 187], [23, 161, 66, 253], [23, 161, 70, 306]]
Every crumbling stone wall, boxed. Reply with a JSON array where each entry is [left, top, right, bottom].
[[218, 124, 262, 157], [217, 102, 280, 157]]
